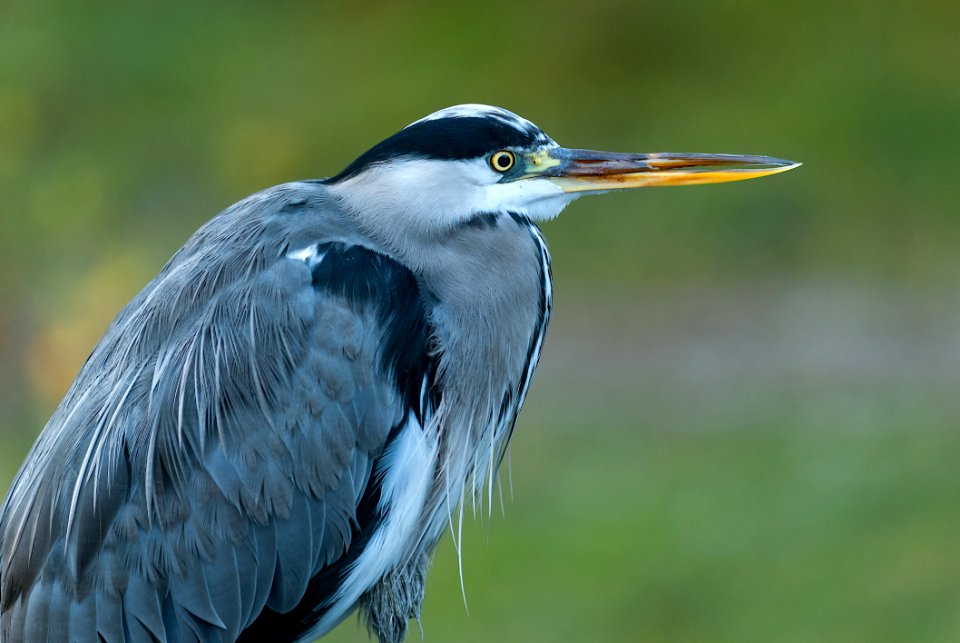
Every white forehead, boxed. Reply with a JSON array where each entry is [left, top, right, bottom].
[[411, 104, 533, 127], [409, 103, 556, 147]]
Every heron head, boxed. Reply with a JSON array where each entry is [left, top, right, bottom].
[[326, 104, 799, 239]]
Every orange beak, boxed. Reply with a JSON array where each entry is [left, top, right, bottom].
[[526, 148, 800, 192]]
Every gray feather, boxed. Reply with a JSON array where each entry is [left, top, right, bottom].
[[68, 591, 98, 643], [123, 575, 167, 641], [269, 493, 315, 612], [0, 183, 409, 640], [22, 580, 51, 642], [95, 589, 124, 643]]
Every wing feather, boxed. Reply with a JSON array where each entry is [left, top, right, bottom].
[[0, 183, 436, 641], [68, 590, 98, 643], [21, 579, 51, 642], [94, 588, 124, 643], [123, 574, 166, 640], [268, 492, 315, 612]]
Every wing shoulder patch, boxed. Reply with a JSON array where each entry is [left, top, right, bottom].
[[305, 242, 438, 422]]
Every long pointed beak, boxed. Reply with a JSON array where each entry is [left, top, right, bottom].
[[527, 148, 800, 192]]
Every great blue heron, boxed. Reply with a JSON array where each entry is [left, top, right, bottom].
[[0, 105, 798, 642]]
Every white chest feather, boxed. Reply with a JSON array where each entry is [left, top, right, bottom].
[[304, 411, 437, 640]]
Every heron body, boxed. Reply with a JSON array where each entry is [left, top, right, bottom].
[[0, 105, 797, 642]]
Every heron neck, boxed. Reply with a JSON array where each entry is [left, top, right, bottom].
[[411, 214, 550, 537]]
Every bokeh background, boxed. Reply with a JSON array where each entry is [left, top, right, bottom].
[[2, 1, 959, 640]]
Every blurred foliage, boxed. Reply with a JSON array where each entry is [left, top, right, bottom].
[[1, 0, 959, 640]]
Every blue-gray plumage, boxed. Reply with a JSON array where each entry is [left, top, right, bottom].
[[0, 105, 798, 642]]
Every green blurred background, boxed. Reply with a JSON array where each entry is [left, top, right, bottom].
[[2, 1, 959, 640]]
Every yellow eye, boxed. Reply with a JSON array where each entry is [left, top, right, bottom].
[[490, 150, 516, 173]]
